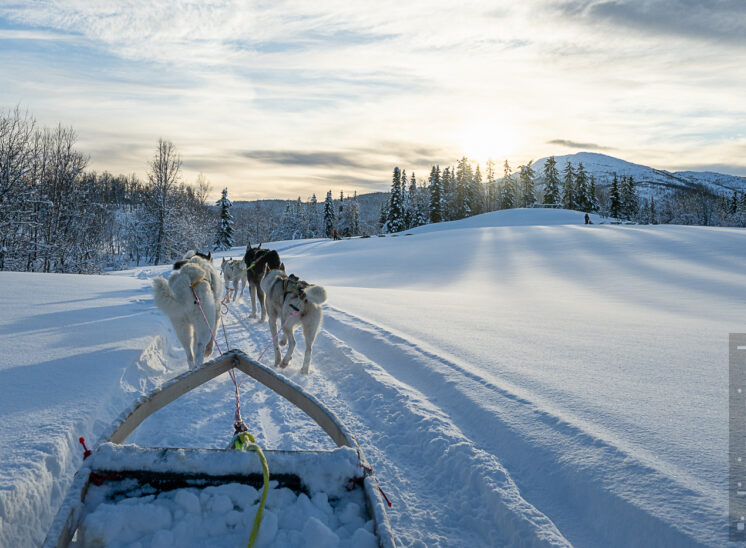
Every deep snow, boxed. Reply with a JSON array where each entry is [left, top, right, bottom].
[[1, 208, 742, 547]]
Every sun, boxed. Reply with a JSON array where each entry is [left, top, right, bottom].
[[458, 119, 521, 166]]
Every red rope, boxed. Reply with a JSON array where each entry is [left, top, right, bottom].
[[191, 286, 223, 356]]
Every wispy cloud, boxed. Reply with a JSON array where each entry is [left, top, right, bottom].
[[556, 0, 746, 45], [0, 0, 743, 198], [547, 139, 613, 151], [242, 150, 373, 169]]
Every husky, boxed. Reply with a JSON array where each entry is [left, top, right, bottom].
[[261, 270, 327, 374], [243, 242, 284, 321], [221, 257, 247, 302], [153, 251, 223, 369]]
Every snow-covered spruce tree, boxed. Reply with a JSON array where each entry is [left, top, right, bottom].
[[214, 187, 234, 251], [588, 174, 600, 213], [471, 163, 484, 216], [609, 173, 622, 219], [455, 157, 473, 219], [561, 161, 575, 210], [518, 161, 536, 208], [307, 193, 322, 237], [621, 176, 639, 221], [485, 159, 498, 211], [403, 172, 418, 229], [323, 190, 335, 237], [575, 162, 590, 212], [415, 179, 429, 227], [499, 160, 515, 209], [386, 167, 405, 233], [442, 166, 456, 221], [542, 156, 561, 206], [429, 165, 443, 223]]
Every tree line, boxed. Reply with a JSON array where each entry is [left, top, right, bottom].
[[379, 155, 741, 232], [0, 107, 216, 272]]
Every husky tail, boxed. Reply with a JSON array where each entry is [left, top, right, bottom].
[[304, 285, 327, 305], [153, 277, 180, 316]]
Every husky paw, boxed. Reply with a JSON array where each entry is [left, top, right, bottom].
[[280, 358, 291, 368]]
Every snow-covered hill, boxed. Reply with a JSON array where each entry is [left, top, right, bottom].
[[532, 151, 746, 196], [1, 208, 744, 546]]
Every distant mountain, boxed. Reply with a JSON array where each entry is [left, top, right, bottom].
[[532, 152, 746, 196]]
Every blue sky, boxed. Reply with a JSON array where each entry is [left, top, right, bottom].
[[1, 0, 744, 200]]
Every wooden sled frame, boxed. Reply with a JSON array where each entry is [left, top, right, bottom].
[[108, 349, 355, 448], [44, 350, 396, 548]]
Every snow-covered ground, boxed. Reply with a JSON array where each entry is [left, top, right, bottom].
[[1, 208, 742, 547]]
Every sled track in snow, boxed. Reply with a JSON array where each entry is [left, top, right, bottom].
[[216, 296, 711, 546], [315, 307, 712, 548]]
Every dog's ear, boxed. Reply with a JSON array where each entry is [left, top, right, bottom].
[[207, 252, 212, 261], [258, 243, 262, 249], [280, 262, 286, 272]]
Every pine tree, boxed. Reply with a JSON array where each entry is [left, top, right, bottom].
[[519, 161, 536, 207], [386, 167, 404, 233], [588, 175, 600, 213], [471, 164, 484, 216], [650, 196, 657, 224], [609, 174, 622, 219], [441, 167, 454, 221], [562, 161, 575, 210], [415, 178, 428, 227], [429, 165, 443, 223], [575, 162, 590, 211], [455, 157, 473, 219], [542, 156, 560, 206], [307, 193, 321, 237], [214, 187, 234, 250], [485, 159, 498, 211], [499, 160, 515, 209], [404, 172, 418, 229], [621, 176, 639, 220], [323, 190, 335, 237]]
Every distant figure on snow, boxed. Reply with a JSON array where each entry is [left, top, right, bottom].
[[333, 229, 341, 240], [584, 213, 591, 225]]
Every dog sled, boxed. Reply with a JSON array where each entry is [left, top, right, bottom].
[[44, 350, 396, 548]]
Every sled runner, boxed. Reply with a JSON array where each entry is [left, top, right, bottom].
[[44, 350, 396, 548]]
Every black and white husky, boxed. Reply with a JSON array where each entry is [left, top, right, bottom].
[[221, 257, 247, 302], [243, 242, 284, 321], [153, 251, 223, 369], [261, 270, 327, 374]]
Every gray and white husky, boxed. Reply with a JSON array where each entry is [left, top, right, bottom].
[[261, 269, 327, 374], [153, 251, 223, 369], [221, 257, 247, 302]]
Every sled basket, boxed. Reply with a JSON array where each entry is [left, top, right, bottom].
[[43, 350, 396, 548]]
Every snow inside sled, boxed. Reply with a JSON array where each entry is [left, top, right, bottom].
[[43, 350, 396, 548]]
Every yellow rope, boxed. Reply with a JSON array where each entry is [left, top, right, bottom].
[[234, 432, 269, 548], [190, 277, 208, 289]]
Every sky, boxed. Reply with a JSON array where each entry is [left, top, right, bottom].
[[1, 0, 744, 200]]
